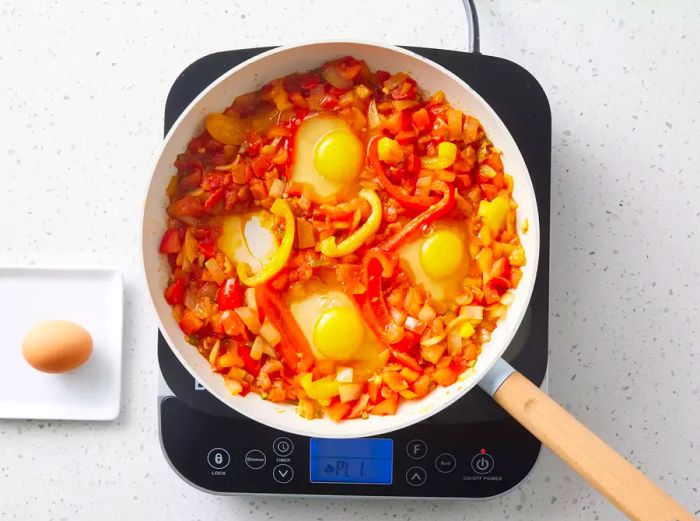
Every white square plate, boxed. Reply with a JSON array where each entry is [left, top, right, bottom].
[[0, 268, 123, 420]]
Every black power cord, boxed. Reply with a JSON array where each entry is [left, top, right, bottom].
[[462, 0, 481, 53]]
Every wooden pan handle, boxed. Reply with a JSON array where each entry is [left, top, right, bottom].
[[493, 371, 694, 521]]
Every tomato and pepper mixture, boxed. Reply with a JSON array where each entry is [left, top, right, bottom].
[[159, 56, 527, 421]]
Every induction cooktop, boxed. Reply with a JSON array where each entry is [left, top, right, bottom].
[[157, 46, 551, 499]]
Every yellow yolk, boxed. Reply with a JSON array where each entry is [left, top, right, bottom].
[[398, 222, 471, 311], [216, 212, 277, 274], [287, 280, 383, 377], [420, 229, 465, 279], [313, 130, 363, 183], [291, 115, 363, 201], [313, 306, 365, 360]]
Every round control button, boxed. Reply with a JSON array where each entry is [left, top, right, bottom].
[[244, 449, 267, 470], [470, 452, 495, 475], [207, 448, 230, 470], [272, 463, 294, 484], [273, 437, 294, 457], [405, 466, 427, 486], [434, 452, 457, 474], [406, 439, 428, 460]]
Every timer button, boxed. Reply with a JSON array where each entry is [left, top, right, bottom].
[[406, 439, 428, 460], [273, 437, 294, 457], [470, 452, 495, 475], [405, 466, 427, 486], [434, 452, 457, 474], [207, 448, 230, 470]]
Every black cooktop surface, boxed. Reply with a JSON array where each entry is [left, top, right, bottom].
[[158, 46, 551, 498]]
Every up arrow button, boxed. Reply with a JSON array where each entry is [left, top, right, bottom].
[[405, 466, 427, 486]]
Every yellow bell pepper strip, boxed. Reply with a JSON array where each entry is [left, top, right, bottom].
[[300, 373, 340, 403], [236, 198, 295, 286], [320, 188, 382, 257]]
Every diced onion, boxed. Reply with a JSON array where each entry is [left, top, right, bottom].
[[415, 176, 432, 196], [447, 331, 462, 356], [205, 258, 226, 285], [245, 287, 257, 313], [459, 305, 483, 321], [338, 383, 362, 403], [224, 378, 243, 395], [418, 303, 436, 323], [322, 64, 353, 89], [235, 306, 260, 334], [390, 307, 407, 326], [208, 339, 221, 365], [250, 335, 267, 361], [367, 99, 382, 128], [404, 316, 426, 334], [269, 178, 286, 199], [259, 318, 281, 347], [336, 367, 354, 383], [500, 291, 515, 306]]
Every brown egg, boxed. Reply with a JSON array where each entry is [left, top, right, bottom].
[[22, 320, 93, 373]]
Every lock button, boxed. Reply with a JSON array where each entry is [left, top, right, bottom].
[[207, 448, 231, 470]]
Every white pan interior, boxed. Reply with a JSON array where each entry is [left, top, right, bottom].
[[142, 41, 540, 438]]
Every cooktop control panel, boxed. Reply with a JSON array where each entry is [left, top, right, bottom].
[[160, 396, 540, 498]]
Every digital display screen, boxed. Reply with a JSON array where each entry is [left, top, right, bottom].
[[309, 438, 393, 485]]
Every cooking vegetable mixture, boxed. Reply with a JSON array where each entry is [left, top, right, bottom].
[[159, 56, 526, 421]]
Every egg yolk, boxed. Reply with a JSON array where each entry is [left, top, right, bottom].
[[419, 229, 465, 279], [313, 130, 363, 183], [312, 306, 365, 360]]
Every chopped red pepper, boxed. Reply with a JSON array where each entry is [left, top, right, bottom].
[[203, 187, 225, 211], [217, 277, 245, 311], [164, 277, 185, 305], [355, 252, 403, 346], [378, 180, 455, 251], [238, 345, 261, 376], [484, 276, 511, 304], [368, 137, 439, 212], [255, 284, 314, 373], [179, 310, 204, 335], [411, 108, 431, 132], [159, 228, 181, 254], [376, 70, 391, 84]]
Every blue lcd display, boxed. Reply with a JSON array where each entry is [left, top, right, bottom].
[[309, 438, 393, 485]]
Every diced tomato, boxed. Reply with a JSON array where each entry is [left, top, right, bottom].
[[168, 196, 204, 219], [480, 183, 499, 201], [238, 345, 261, 376], [391, 79, 416, 100], [432, 367, 458, 386], [244, 132, 264, 156], [405, 153, 421, 175], [372, 396, 399, 415], [484, 152, 504, 172], [178, 169, 202, 191], [203, 187, 225, 211], [164, 278, 185, 305], [391, 350, 422, 373], [159, 228, 181, 254], [217, 278, 245, 310], [326, 401, 351, 422], [251, 154, 273, 177], [411, 108, 431, 132], [484, 276, 511, 304], [179, 310, 204, 335], [197, 235, 216, 258], [221, 310, 247, 338], [395, 128, 418, 146], [336, 56, 362, 79], [413, 374, 431, 398], [368, 379, 380, 404], [298, 72, 321, 91], [376, 70, 391, 84]]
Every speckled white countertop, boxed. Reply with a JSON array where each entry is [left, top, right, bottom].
[[1, 1, 698, 519]]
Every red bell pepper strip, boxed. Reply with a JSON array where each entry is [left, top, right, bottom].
[[216, 277, 245, 311], [378, 180, 455, 252], [368, 137, 439, 212], [159, 229, 181, 254], [356, 252, 404, 345], [255, 284, 314, 373]]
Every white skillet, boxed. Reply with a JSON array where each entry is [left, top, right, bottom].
[[142, 41, 692, 520]]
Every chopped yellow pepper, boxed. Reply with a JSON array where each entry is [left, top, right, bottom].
[[478, 196, 510, 233], [458, 321, 475, 339], [300, 373, 340, 403], [320, 189, 382, 257], [421, 141, 458, 170], [236, 198, 295, 286], [377, 136, 404, 165]]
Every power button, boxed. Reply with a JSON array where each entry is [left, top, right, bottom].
[[470, 452, 494, 475]]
